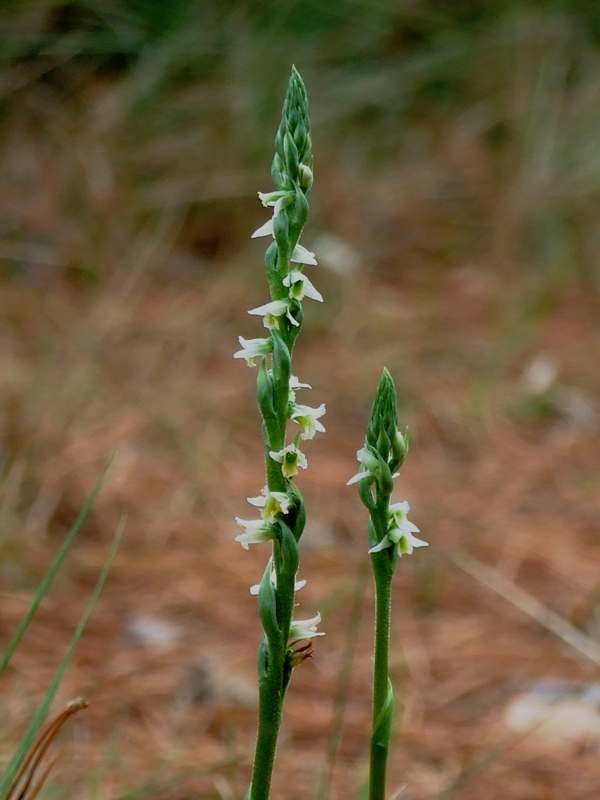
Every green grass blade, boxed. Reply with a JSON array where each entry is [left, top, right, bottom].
[[0, 454, 116, 680], [0, 514, 124, 797]]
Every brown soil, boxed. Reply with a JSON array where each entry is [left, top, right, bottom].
[[1, 258, 600, 800]]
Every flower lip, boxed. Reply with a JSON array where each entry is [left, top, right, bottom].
[[269, 442, 308, 477], [251, 218, 274, 239], [247, 486, 292, 521], [289, 402, 326, 440]]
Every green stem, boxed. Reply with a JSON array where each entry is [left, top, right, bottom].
[[369, 558, 393, 800], [249, 549, 296, 800], [249, 645, 285, 800]]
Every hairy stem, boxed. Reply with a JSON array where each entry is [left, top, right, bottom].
[[249, 644, 285, 800], [369, 565, 392, 800]]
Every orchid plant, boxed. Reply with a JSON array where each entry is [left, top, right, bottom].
[[235, 67, 426, 800], [234, 67, 324, 800], [349, 368, 427, 800]]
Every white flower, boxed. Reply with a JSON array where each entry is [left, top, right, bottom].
[[251, 218, 276, 239], [288, 375, 312, 403], [269, 442, 308, 478], [289, 403, 326, 440], [233, 336, 272, 366], [234, 518, 274, 549], [283, 270, 323, 302], [346, 446, 400, 486], [250, 206, 317, 266], [251, 191, 293, 238], [291, 244, 317, 266], [368, 501, 427, 556], [247, 486, 292, 522], [388, 501, 418, 532], [257, 191, 292, 212], [250, 561, 307, 595], [288, 612, 325, 642], [248, 299, 299, 329]]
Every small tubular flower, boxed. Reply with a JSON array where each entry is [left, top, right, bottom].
[[234, 518, 275, 550], [346, 446, 397, 486], [283, 270, 323, 302], [251, 191, 294, 239], [248, 299, 299, 329], [257, 190, 293, 212], [247, 486, 293, 522], [288, 375, 312, 403], [289, 402, 326, 440], [251, 218, 275, 239], [291, 244, 317, 266], [368, 501, 427, 556], [288, 613, 325, 643], [233, 336, 273, 366], [270, 442, 308, 477]]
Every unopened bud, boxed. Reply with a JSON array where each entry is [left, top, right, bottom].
[[298, 163, 313, 191]]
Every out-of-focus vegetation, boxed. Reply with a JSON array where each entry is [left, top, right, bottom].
[[3, 0, 600, 283], [3, 7, 600, 800]]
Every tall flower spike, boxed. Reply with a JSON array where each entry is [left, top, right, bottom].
[[235, 68, 324, 800]]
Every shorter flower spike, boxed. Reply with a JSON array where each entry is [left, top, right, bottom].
[[288, 613, 325, 643]]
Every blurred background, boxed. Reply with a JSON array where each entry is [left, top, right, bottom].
[[1, 1, 600, 798]]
